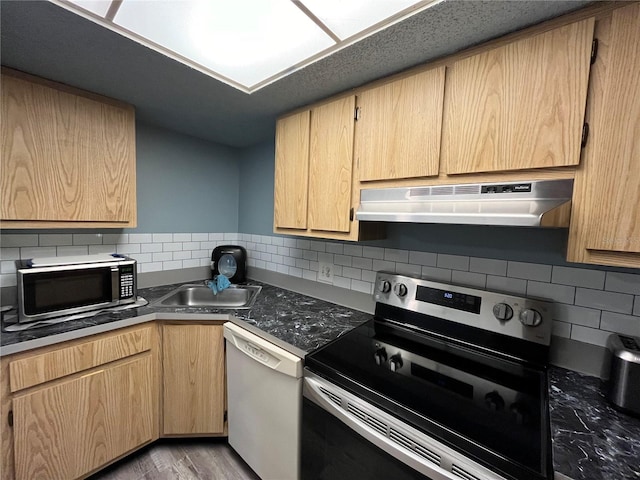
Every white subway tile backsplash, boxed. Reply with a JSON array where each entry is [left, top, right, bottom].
[[605, 272, 640, 295], [326, 243, 344, 255], [351, 280, 373, 294], [575, 288, 634, 314], [527, 281, 575, 304], [437, 254, 469, 271], [409, 250, 437, 267], [5, 231, 640, 352], [452, 270, 486, 289], [552, 321, 572, 338], [600, 311, 640, 337], [73, 234, 103, 245], [344, 245, 363, 257], [385, 248, 408, 263], [342, 267, 361, 280], [396, 263, 422, 277], [90, 244, 115, 254], [507, 261, 551, 282], [421, 266, 452, 283], [571, 325, 612, 347], [57, 246, 89, 257], [334, 255, 352, 267], [173, 233, 191, 242], [40, 234, 73, 246], [117, 244, 141, 255], [1, 234, 39, 248], [129, 233, 153, 243], [551, 304, 601, 328], [153, 233, 173, 243], [486, 275, 527, 296], [552, 266, 605, 289], [372, 259, 395, 272], [469, 257, 507, 276], [363, 246, 384, 260], [21, 247, 57, 259], [0, 248, 20, 260], [333, 276, 351, 289]]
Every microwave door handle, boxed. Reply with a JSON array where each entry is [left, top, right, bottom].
[[111, 266, 120, 301]]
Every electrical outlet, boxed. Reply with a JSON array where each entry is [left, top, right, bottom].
[[318, 262, 334, 284]]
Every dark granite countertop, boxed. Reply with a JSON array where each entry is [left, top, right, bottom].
[[1, 280, 638, 480], [549, 366, 640, 480]]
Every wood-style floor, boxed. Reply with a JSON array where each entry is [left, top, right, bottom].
[[88, 439, 261, 480]]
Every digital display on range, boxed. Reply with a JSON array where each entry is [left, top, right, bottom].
[[416, 286, 481, 314]]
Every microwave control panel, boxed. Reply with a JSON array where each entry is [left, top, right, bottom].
[[119, 265, 136, 299]]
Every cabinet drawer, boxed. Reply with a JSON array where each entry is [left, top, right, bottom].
[[9, 326, 152, 393]]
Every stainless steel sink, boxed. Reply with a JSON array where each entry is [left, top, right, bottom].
[[152, 284, 261, 309]]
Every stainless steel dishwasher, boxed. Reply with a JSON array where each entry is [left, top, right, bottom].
[[224, 322, 303, 480]]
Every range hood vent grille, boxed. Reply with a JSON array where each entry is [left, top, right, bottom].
[[356, 179, 573, 227]]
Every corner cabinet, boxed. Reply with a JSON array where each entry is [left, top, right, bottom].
[[161, 324, 226, 436], [567, 3, 640, 268], [0, 325, 158, 480], [1, 68, 137, 228], [274, 96, 384, 241], [441, 18, 595, 175]]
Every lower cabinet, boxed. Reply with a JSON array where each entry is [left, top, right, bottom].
[[13, 356, 154, 480], [161, 324, 226, 435]]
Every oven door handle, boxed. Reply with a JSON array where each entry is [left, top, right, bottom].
[[304, 372, 506, 480]]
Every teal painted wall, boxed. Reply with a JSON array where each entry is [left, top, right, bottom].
[[238, 141, 275, 235], [133, 122, 240, 233]]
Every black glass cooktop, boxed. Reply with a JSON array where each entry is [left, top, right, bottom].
[[305, 319, 552, 480]]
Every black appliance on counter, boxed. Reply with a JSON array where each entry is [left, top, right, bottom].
[[303, 272, 553, 480], [211, 245, 247, 284]]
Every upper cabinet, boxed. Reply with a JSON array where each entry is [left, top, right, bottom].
[[355, 67, 445, 182], [442, 18, 595, 175], [273, 96, 384, 241], [567, 3, 640, 268], [1, 68, 137, 228]]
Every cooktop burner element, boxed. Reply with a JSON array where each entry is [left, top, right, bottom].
[[304, 272, 554, 480]]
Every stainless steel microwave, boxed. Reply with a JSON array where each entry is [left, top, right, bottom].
[[15, 254, 137, 324]]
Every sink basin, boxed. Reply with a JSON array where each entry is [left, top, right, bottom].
[[152, 284, 262, 309]]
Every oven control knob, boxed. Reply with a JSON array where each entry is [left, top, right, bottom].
[[389, 354, 403, 372], [484, 391, 505, 411], [374, 348, 388, 366], [519, 308, 542, 327], [377, 280, 391, 294], [393, 283, 408, 297], [493, 303, 514, 321]]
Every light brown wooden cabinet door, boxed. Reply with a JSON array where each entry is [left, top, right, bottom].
[[356, 67, 445, 181], [308, 96, 356, 233], [12, 355, 154, 480], [162, 324, 225, 435], [583, 3, 640, 256], [1, 69, 136, 227], [442, 18, 595, 175], [274, 110, 310, 230]]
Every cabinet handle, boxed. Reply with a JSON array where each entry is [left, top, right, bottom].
[[591, 38, 598, 65], [350, 208, 354, 221], [7, 410, 13, 427], [581, 123, 590, 148]]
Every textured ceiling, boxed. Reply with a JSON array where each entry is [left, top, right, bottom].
[[1, 0, 591, 148]]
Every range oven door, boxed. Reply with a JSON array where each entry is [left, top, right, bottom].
[[302, 372, 508, 480]]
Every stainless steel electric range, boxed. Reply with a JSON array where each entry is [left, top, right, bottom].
[[302, 272, 553, 480]]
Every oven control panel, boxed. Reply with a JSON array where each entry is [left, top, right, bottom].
[[374, 272, 552, 346]]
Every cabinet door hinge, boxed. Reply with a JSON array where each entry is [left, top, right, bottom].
[[224, 410, 228, 422], [354, 107, 361, 121], [7, 410, 13, 427], [581, 123, 590, 148], [349, 208, 354, 221], [590, 38, 599, 65]]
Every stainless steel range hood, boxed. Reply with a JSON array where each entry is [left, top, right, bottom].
[[356, 179, 574, 227]]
